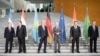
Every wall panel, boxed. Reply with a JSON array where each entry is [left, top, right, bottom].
[[54, 0, 100, 26]]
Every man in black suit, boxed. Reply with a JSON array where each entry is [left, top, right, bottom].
[[4, 22, 15, 53], [38, 20, 48, 53], [16, 21, 27, 53], [88, 21, 99, 53], [70, 21, 81, 53]]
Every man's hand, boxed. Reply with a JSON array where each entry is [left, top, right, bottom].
[[39, 37, 41, 40], [88, 37, 90, 39], [38, 37, 41, 43], [70, 37, 73, 40], [25, 36, 28, 40]]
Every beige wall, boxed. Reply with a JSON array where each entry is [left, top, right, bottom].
[[54, 0, 100, 26], [14, 0, 25, 10]]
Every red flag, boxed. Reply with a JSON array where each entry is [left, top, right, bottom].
[[21, 8, 26, 26], [72, 6, 77, 25], [21, 8, 28, 40], [46, 11, 53, 44]]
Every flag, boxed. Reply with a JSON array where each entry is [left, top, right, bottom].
[[32, 7, 39, 43], [8, 9, 14, 27], [59, 9, 66, 43], [72, 6, 77, 25], [21, 8, 26, 25], [83, 7, 90, 43], [46, 11, 53, 44], [21, 8, 28, 40]]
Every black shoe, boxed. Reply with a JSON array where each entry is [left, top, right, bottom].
[[54, 51, 57, 53], [44, 51, 47, 53], [77, 51, 80, 53], [37, 51, 40, 53], [58, 51, 61, 53], [18, 51, 22, 53], [4, 51, 8, 53], [90, 51, 93, 53], [9, 51, 11, 53], [9, 50, 12, 53], [23, 52, 26, 53], [94, 51, 97, 53], [72, 51, 74, 53]]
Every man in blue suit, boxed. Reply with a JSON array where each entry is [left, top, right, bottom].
[[4, 22, 15, 53], [38, 20, 48, 53]]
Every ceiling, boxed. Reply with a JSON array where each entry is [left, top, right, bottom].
[[25, 0, 53, 3], [0, 0, 13, 9], [0, 0, 53, 10]]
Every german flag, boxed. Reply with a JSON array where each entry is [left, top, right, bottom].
[[46, 11, 53, 44]]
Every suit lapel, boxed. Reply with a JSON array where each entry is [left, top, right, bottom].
[[41, 26, 45, 31]]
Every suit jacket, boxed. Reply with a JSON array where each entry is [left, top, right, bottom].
[[53, 27, 61, 40], [88, 25, 99, 38], [16, 25, 27, 38], [38, 25, 48, 38], [4, 27, 15, 39], [70, 26, 81, 38]]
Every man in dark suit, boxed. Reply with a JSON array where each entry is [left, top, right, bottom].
[[38, 20, 48, 53], [70, 21, 81, 53], [4, 22, 15, 53], [16, 21, 27, 53], [88, 21, 99, 53]]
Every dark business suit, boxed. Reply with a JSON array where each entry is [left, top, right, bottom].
[[38, 25, 48, 53], [70, 26, 81, 53], [16, 25, 27, 53], [88, 25, 99, 52], [53, 27, 61, 53], [4, 27, 15, 53]]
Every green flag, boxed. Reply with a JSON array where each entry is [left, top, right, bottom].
[[83, 7, 90, 43]]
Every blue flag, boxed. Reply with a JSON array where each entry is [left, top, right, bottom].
[[8, 9, 14, 27], [32, 7, 39, 43], [59, 10, 66, 43]]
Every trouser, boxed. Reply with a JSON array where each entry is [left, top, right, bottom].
[[18, 37, 26, 53], [90, 37, 97, 52], [38, 37, 47, 52], [5, 38, 13, 52], [54, 39, 60, 52], [72, 38, 79, 52]]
